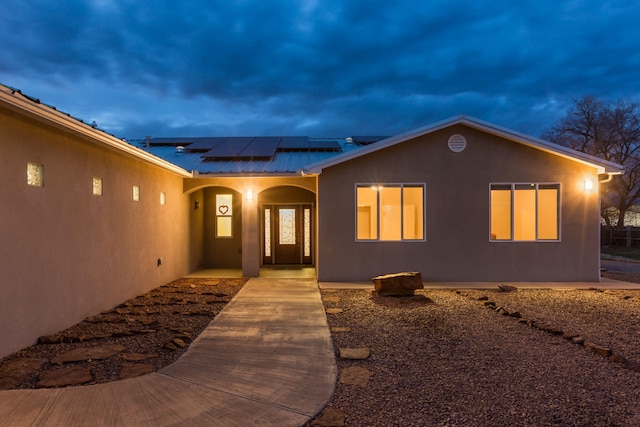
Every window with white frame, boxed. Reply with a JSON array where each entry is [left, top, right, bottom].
[[356, 184, 425, 241], [490, 183, 560, 241]]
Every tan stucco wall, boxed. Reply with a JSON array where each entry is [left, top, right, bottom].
[[0, 107, 191, 357], [184, 176, 317, 276], [317, 125, 601, 282]]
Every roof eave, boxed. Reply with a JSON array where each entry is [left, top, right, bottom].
[[0, 86, 192, 178], [305, 114, 625, 175]]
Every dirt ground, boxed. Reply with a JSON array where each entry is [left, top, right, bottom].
[[0, 277, 246, 390]]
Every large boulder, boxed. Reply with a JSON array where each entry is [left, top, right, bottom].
[[372, 272, 423, 296]]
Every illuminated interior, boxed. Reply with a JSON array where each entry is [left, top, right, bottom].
[[215, 194, 233, 238], [357, 184, 424, 241], [380, 187, 402, 240], [357, 186, 378, 239], [490, 184, 559, 241], [403, 186, 424, 240]]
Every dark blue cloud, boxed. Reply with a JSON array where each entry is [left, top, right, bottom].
[[0, 0, 639, 139]]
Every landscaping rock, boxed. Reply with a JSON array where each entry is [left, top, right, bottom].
[[562, 332, 580, 340], [121, 353, 158, 362], [339, 366, 372, 385], [572, 336, 585, 345], [331, 327, 352, 333], [51, 344, 126, 364], [584, 342, 612, 357], [326, 308, 343, 314], [498, 284, 518, 292], [339, 347, 371, 360], [609, 353, 628, 364], [36, 366, 92, 388], [372, 272, 423, 296], [37, 335, 62, 344], [0, 357, 47, 389]]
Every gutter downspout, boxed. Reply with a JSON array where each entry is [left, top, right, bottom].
[[597, 172, 619, 279]]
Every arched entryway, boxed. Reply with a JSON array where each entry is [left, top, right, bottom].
[[260, 186, 315, 266]]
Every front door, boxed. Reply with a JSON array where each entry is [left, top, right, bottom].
[[263, 204, 313, 265]]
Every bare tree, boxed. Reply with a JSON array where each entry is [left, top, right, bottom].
[[543, 96, 640, 226]]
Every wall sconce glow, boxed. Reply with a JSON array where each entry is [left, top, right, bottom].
[[584, 179, 594, 191], [246, 189, 253, 201]]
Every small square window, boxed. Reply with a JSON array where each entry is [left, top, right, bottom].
[[133, 185, 140, 201], [27, 162, 44, 187], [92, 177, 103, 196], [160, 192, 166, 205]]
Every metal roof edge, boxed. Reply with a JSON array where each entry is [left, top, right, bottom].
[[305, 115, 624, 175], [0, 85, 192, 178]]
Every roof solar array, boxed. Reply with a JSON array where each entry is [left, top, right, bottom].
[[148, 135, 347, 161]]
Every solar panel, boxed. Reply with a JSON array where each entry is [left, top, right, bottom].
[[238, 137, 281, 158], [185, 137, 227, 151], [201, 137, 254, 158], [278, 136, 309, 150]]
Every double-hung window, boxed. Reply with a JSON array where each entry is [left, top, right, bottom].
[[490, 183, 560, 241], [356, 184, 425, 241]]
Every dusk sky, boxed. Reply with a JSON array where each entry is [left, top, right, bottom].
[[1, 0, 639, 140]]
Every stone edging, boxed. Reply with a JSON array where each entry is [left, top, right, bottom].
[[455, 289, 640, 374]]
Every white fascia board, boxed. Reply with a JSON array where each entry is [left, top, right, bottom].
[[0, 87, 192, 178], [305, 114, 624, 175]]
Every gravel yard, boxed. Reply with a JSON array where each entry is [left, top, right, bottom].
[[312, 281, 640, 426]]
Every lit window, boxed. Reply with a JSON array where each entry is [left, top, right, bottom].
[[304, 208, 311, 257], [356, 184, 425, 241], [490, 183, 559, 241], [215, 194, 233, 238], [27, 162, 44, 187], [279, 208, 296, 244], [133, 185, 140, 201], [92, 177, 103, 196], [264, 208, 271, 257], [160, 192, 166, 205]]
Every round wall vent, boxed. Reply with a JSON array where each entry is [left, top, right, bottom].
[[448, 134, 467, 153]]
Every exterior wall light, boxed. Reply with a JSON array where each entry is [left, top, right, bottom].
[[584, 179, 594, 191], [246, 189, 253, 201]]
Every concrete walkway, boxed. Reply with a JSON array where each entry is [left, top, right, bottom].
[[0, 278, 337, 426]]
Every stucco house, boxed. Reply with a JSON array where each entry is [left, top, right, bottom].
[[0, 83, 623, 357]]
